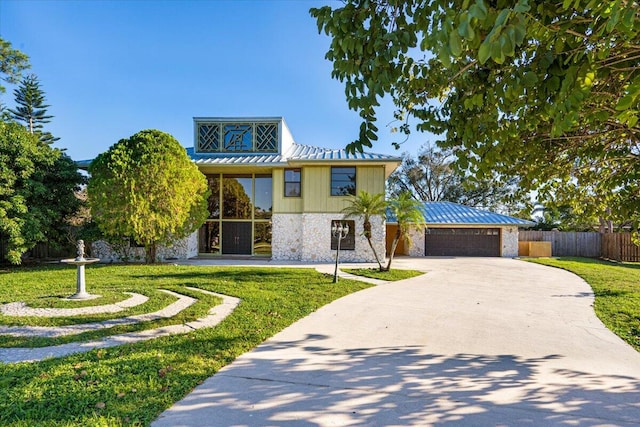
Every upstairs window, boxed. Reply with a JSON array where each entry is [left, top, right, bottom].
[[197, 122, 278, 153], [331, 166, 356, 196], [284, 168, 301, 197]]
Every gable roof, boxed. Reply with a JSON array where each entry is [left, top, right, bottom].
[[387, 201, 534, 227], [187, 143, 401, 165]]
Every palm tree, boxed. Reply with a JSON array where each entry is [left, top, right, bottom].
[[342, 190, 387, 270], [386, 191, 426, 271]]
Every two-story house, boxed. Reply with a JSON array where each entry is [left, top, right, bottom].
[[91, 117, 401, 262]]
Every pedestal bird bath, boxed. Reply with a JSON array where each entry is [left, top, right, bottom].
[[61, 240, 100, 300]]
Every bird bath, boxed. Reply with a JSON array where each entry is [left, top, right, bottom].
[[61, 240, 100, 300]]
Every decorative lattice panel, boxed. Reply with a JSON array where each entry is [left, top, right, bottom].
[[255, 123, 278, 151], [198, 124, 220, 152], [224, 124, 252, 151]]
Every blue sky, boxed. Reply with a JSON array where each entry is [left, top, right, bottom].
[[0, 0, 430, 161]]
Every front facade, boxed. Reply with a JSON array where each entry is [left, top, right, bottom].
[[187, 117, 400, 262]]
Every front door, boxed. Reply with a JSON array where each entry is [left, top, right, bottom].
[[222, 222, 252, 255]]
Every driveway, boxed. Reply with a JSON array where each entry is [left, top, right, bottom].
[[153, 257, 640, 426]]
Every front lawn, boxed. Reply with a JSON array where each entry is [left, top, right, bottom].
[[342, 268, 424, 281], [0, 264, 371, 426], [527, 257, 640, 352]]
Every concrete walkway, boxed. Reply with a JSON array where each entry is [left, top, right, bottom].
[[153, 257, 640, 426]]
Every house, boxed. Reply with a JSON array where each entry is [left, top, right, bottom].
[[90, 117, 402, 262], [387, 201, 534, 257]]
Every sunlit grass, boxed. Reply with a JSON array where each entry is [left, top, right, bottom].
[[527, 257, 640, 352], [342, 268, 424, 281], [0, 264, 371, 426]]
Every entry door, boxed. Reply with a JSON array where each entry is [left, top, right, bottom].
[[222, 222, 252, 255]]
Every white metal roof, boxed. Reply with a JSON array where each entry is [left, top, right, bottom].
[[187, 143, 401, 165]]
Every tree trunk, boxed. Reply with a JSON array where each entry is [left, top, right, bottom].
[[365, 236, 384, 271], [146, 242, 157, 264], [384, 229, 402, 271]]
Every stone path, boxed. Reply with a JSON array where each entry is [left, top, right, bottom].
[[0, 292, 148, 317], [0, 287, 240, 364], [0, 290, 196, 338]]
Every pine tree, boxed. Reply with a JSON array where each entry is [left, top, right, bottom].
[[8, 73, 58, 144]]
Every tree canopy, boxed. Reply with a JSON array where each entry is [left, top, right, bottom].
[[88, 129, 209, 263], [388, 143, 522, 213], [0, 121, 82, 264], [0, 38, 29, 95], [311, 1, 640, 226]]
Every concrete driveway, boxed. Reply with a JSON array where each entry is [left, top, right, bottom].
[[153, 257, 640, 426]]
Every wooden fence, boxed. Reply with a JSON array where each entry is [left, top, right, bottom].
[[518, 230, 601, 257], [601, 233, 640, 262]]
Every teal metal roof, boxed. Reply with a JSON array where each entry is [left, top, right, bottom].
[[387, 201, 534, 226], [187, 144, 400, 165]]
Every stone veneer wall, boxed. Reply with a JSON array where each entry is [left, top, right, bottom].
[[501, 226, 519, 257], [406, 226, 425, 257], [91, 231, 198, 263], [271, 214, 303, 260], [272, 213, 385, 263]]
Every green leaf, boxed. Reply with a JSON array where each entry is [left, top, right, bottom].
[[449, 31, 462, 56], [522, 71, 538, 86], [478, 42, 490, 64]]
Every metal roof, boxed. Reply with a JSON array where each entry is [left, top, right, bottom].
[[187, 143, 401, 165], [387, 201, 535, 226], [287, 144, 400, 162]]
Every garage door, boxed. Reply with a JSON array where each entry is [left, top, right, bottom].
[[425, 228, 500, 256]]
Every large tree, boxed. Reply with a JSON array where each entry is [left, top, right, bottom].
[[8, 74, 58, 144], [88, 129, 210, 263], [0, 121, 83, 264], [311, 1, 640, 226], [388, 143, 522, 213]]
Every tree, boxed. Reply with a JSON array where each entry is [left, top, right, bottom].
[[88, 129, 210, 263], [0, 38, 30, 94], [342, 190, 387, 270], [388, 143, 522, 213], [311, 1, 640, 226], [8, 74, 58, 144], [386, 191, 425, 271], [0, 121, 83, 264], [0, 38, 30, 119]]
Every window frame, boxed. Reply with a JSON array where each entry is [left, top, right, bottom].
[[284, 168, 301, 198], [330, 166, 356, 197]]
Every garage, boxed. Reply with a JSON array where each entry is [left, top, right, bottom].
[[386, 201, 534, 257], [424, 228, 500, 257]]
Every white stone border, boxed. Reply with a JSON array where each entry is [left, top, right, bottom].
[[0, 288, 240, 364], [0, 290, 196, 338], [0, 292, 149, 317]]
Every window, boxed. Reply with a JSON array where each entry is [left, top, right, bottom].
[[331, 166, 356, 196], [330, 220, 355, 250], [196, 122, 278, 153], [284, 168, 301, 197]]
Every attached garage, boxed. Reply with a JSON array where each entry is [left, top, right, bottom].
[[387, 201, 534, 257]]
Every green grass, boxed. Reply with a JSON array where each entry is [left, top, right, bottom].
[[527, 257, 640, 352], [342, 268, 425, 281], [0, 264, 371, 426]]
